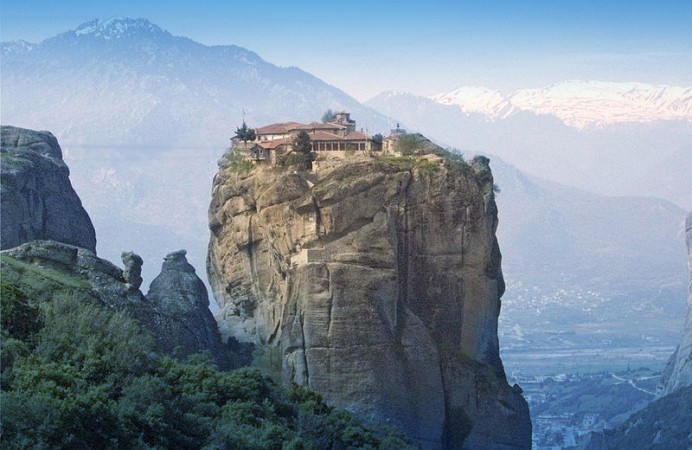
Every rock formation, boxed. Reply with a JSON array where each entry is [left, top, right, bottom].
[[660, 212, 692, 395], [1, 126, 96, 252], [1, 240, 231, 369], [122, 251, 144, 291], [147, 249, 232, 367], [207, 151, 531, 449]]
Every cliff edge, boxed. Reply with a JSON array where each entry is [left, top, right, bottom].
[[207, 151, 531, 449], [1, 125, 96, 252], [660, 212, 692, 395]]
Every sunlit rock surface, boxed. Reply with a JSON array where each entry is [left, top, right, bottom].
[[208, 152, 531, 449]]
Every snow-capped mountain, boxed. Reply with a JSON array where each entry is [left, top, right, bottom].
[[431, 86, 511, 118], [430, 80, 692, 129], [72, 17, 165, 39], [1, 39, 35, 55]]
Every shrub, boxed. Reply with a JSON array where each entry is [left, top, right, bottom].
[[1, 279, 41, 342], [35, 295, 155, 380], [223, 150, 254, 174]]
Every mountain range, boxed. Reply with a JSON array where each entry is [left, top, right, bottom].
[[1, 18, 688, 374], [367, 89, 692, 210], [430, 81, 692, 129]]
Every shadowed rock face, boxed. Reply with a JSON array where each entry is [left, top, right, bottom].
[[1, 126, 96, 252], [660, 212, 692, 395], [207, 154, 531, 449], [147, 249, 232, 368], [1, 241, 231, 369]]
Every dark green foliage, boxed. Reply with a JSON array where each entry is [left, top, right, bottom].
[[277, 152, 307, 169], [321, 109, 337, 123], [283, 130, 315, 170], [370, 133, 384, 151], [433, 148, 471, 173], [1, 279, 41, 342], [0, 276, 414, 449], [294, 130, 314, 160], [235, 121, 257, 144], [396, 133, 419, 156], [0, 279, 38, 386], [35, 295, 156, 380]]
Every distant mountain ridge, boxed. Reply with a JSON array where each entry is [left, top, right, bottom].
[[430, 80, 692, 129], [71, 17, 166, 39], [1, 17, 392, 148]]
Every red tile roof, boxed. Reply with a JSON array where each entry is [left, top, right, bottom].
[[253, 115, 371, 147], [256, 136, 292, 149], [255, 122, 303, 135], [256, 121, 348, 136], [343, 130, 370, 140]]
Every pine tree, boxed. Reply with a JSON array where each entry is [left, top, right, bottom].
[[292, 131, 315, 170], [234, 122, 256, 145], [321, 109, 337, 123]]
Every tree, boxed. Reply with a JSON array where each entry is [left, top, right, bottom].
[[369, 133, 384, 152], [396, 133, 418, 156], [321, 109, 337, 123], [292, 131, 315, 170], [234, 122, 256, 146]]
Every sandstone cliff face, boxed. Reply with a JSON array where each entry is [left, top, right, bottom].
[[1, 126, 96, 252], [1, 240, 231, 368], [660, 212, 692, 395], [207, 154, 531, 449]]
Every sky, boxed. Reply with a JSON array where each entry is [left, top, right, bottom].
[[2, 0, 692, 101]]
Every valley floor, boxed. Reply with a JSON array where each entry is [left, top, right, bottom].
[[506, 367, 662, 449]]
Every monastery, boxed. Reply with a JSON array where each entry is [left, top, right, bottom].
[[234, 112, 402, 165]]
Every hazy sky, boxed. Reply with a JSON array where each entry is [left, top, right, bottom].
[[2, 0, 691, 100]]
